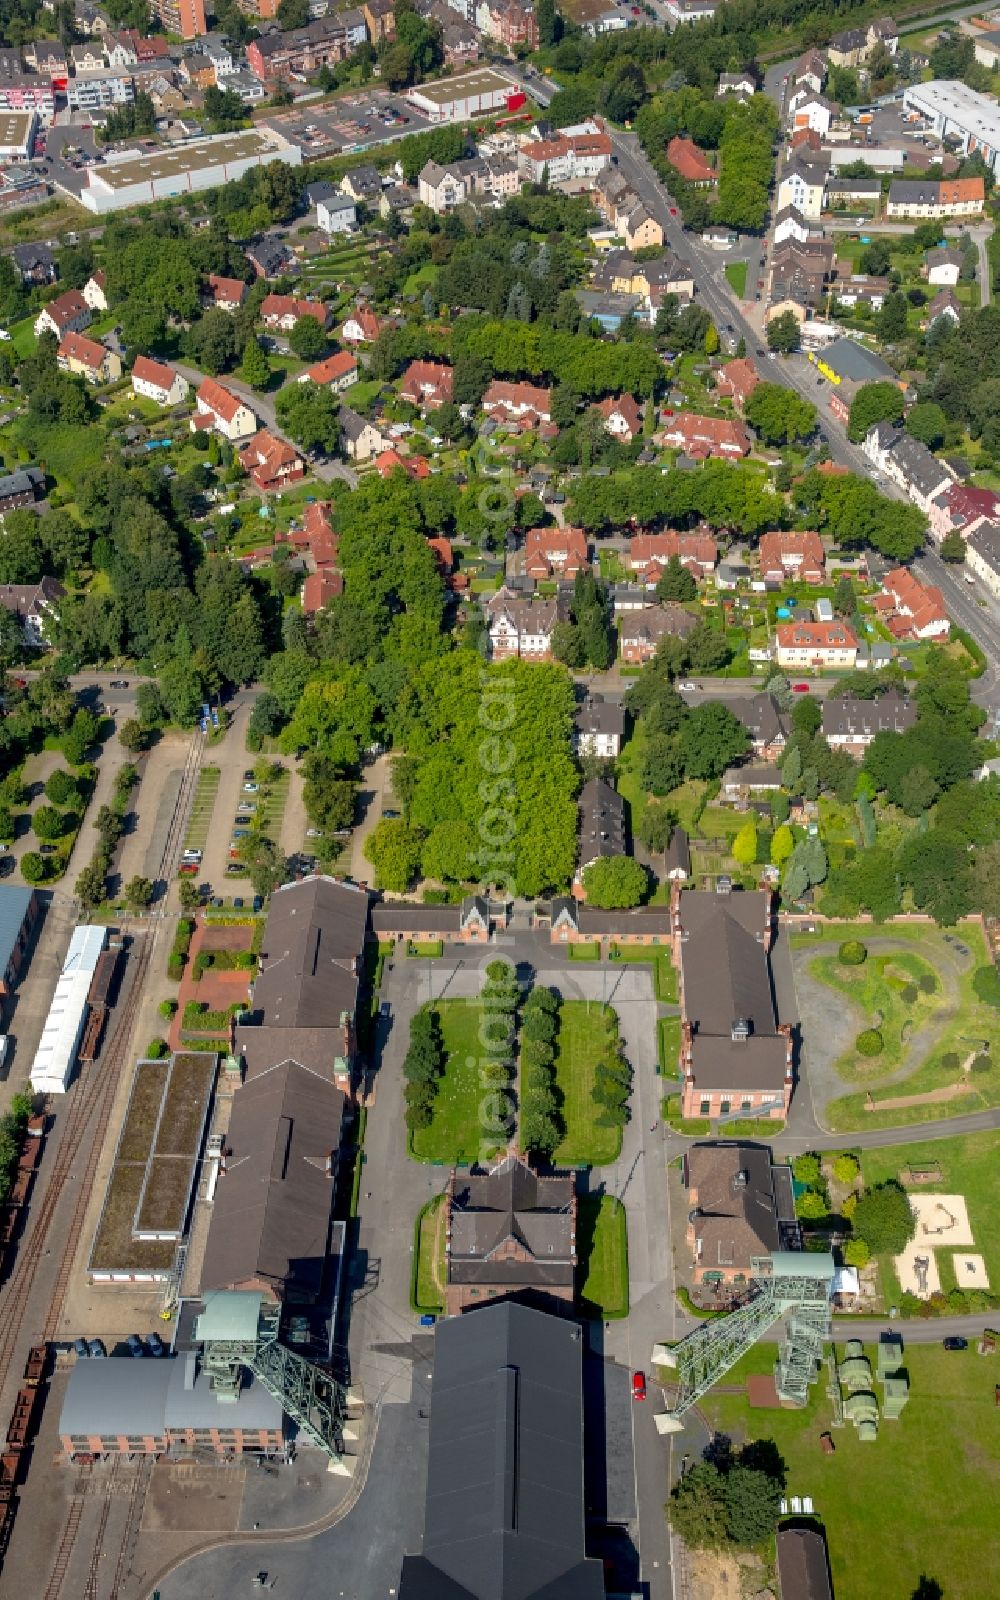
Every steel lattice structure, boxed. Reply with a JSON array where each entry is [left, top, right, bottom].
[[200, 1313, 348, 1462]]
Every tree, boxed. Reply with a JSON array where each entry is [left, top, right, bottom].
[[678, 703, 749, 780], [852, 1180, 917, 1255], [770, 824, 794, 865], [906, 401, 947, 449], [537, 0, 561, 45], [655, 555, 696, 602], [45, 769, 78, 808], [363, 818, 424, 893], [288, 315, 329, 362], [237, 835, 288, 900], [20, 851, 49, 885], [847, 381, 906, 443], [33, 804, 68, 841], [668, 1464, 730, 1551], [581, 855, 647, 909], [275, 382, 341, 454], [277, 0, 309, 25], [898, 828, 973, 923], [635, 802, 675, 853], [124, 874, 153, 910], [878, 291, 909, 343], [766, 311, 800, 354], [860, 239, 892, 276], [640, 734, 684, 796], [838, 939, 867, 966], [203, 84, 247, 131], [240, 336, 271, 391], [939, 530, 967, 563], [732, 819, 758, 867], [118, 718, 149, 753], [745, 383, 817, 445], [843, 1238, 870, 1268], [833, 1152, 860, 1184]]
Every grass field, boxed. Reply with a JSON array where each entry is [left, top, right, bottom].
[[658, 1014, 681, 1076], [697, 1343, 1000, 1600], [568, 942, 601, 961], [411, 1194, 446, 1314], [861, 1129, 1000, 1300], [552, 1000, 623, 1168], [410, 1000, 498, 1164], [183, 766, 220, 853], [609, 944, 678, 1000], [724, 260, 748, 298], [576, 1195, 629, 1318], [808, 948, 941, 1081]]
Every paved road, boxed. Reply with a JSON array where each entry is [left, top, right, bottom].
[[174, 361, 358, 489]]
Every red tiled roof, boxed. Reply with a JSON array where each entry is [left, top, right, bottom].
[[427, 536, 453, 571], [239, 428, 301, 484], [341, 306, 382, 342], [302, 569, 343, 614], [375, 448, 430, 480], [715, 358, 760, 405], [305, 350, 357, 385], [58, 330, 107, 369], [629, 530, 717, 571], [132, 354, 177, 390], [595, 393, 643, 435], [260, 294, 328, 326], [400, 360, 453, 404], [660, 411, 750, 455], [196, 377, 249, 424], [43, 289, 88, 328], [523, 525, 589, 577], [775, 620, 857, 650], [758, 530, 825, 573], [482, 379, 553, 415], [884, 567, 949, 634], [207, 274, 247, 305], [667, 136, 716, 184]]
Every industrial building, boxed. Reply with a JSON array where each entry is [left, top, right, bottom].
[[0, 885, 39, 997], [0, 110, 35, 160], [30, 924, 105, 1095], [902, 79, 1000, 176], [407, 67, 521, 123], [76, 128, 302, 214]]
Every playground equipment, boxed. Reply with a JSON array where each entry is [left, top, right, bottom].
[[652, 1252, 836, 1430], [195, 1290, 353, 1473]]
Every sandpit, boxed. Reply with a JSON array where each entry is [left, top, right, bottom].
[[894, 1195, 977, 1298], [952, 1252, 990, 1290], [910, 1193, 974, 1246], [895, 1240, 941, 1298]]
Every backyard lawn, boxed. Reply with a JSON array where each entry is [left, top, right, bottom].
[[552, 1000, 624, 1168], [696, 1342, 1000, 1600], [576, 1194, 629, 1318], [410, 1000, 498, 1164]]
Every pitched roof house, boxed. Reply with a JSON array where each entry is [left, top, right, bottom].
[[667, 135, 716, 185], [340, 305, 383, 344], [523, 524, 589, 579], [683, 1142, 797, 1285], [594, 392, 643, 439], [259, 294, 329, 331], [443, 1152, 576, 1315], [757, 530, 825, 584], [628, 529, 718, 581], [206, 273, 247, 311], [57, 330, 121, 384], [821, 688, 916, 750], [239, 428, 305, 492], [482, 379, 553, 424], [774, 619, 858, 668], [574, 693, 625, 759], [618, 603, 697, 663], [486, 585, 567, 660], [34, 289, 90, 338], [715, 357, 760, 411], [881, 565, 950, 639], [300, 350, 357, 392], [577, 777, 626, 878], [192, 378, 258, 442], [400, 358, 453, 409], [660, 411, 751, 459], [131, 355, 189, 407]]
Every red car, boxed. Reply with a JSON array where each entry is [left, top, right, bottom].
[[669, 206, 679, 217], [631, 1371, 647, 1402], [792, 683, 810, 693]]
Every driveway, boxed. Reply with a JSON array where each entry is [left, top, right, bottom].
[[347, 752, 394, 882], [174, 361, 357, 489]]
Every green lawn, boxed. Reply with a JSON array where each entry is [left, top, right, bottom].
[[576, 1195, 629, 1318], [724, 260, 748, 298], [658, 1014, 681, 1076], [808, 948, 941, 1082], [609, 945, 677, 1000], [861, 1129, 1000, 1301], [407, 940, 443, 957], [12, 414, 108, 486], [183, 766, 220, 853], [552, 1000, 624, 1167], [403, 262, 440, 294], [411, 1194, 446, 1315], [410, 1000, 502, 1164], [568, 942, 601, 961], [696, 1343, 1000, 1600]]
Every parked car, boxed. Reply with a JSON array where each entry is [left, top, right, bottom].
[[943, 1336, 968, 1351], [233, 897, 244, 909], [147, 1331, 164, 1357], [109, 679, 129, 688], [88, 1338, 107, 1358], [39, 844, 58, 855], [74, 1337, 89, 1358], [243, 782, 259, 794], [127, 1333, 145, 1358], [677, 681, 698, 693], [244, 770, 255, 781], [631, 1371, 646, 1401], [792, 683, 810, 693]]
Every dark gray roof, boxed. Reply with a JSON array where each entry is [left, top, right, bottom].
[[825, 177, 880, 196], [339, 405, 376, 443], [879, 428, 950, 497], [0, 466, 44, 500], [710, 692, 786, 747], [12, 241, 55, 269], [619, 604, 697, 642], [821, 689, 916, 739], [678, 890, 788, 1091], [578, 777, 625, 865], [247, 234, 294, 275], [399, 1302, 604, 1600], [0, 885, 34, 975], [304, 180, 339, 204], [200, 1058, 344, 1300], [550, 900, 672, 936], [889, 178, 952, 205], [235, 1026, 346, 1084], [252, 875, 368, 1029], [685, 1142, 789, 1268], [448, 1153, 575, 1288], [968, 521, 1000, 576], [344, 162, 381, 193], [665, 825, 691, 878], [817, 337, 894, 385], [59, 1356, 281, 1440], [776, 1526, 835, 1600], [721, 762, 783, 789], [574, 694, 624, 739]]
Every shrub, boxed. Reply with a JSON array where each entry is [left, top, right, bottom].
[[158, 999, 177, 1020], [832, 1153, 860, 1185], [971, 1053, 992, 1074], [940, 1052, 960, 1072], [972, 964, 1000, 1008], [838, 939, 867, 966], [146, 1038, 168, 1059], [901, 983, 918, 1004], [797, 1190, 828, 1220], [843, 1238, 870, 1268], [792, 1152, 822, 1184], [856, 1028, 883, 1057], [20, 851, 50, 885], [842, 1193, 857, 1220], [918, 972, 936, 994]]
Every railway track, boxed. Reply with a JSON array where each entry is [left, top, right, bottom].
[[40, 1496, 84, 1600], [106, 1459, 152, 1600]]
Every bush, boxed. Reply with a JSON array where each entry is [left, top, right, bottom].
[[843, 1238, 870, 1268], [145, 1038, 168, 1059], [973, 964, 1000, 1008], [901, 983, 918, 1004], [971, 1053, 992, 1074], [158, 999, 177, 1020], [918, 972, 936, 994], [792, 1152, 822, 1184], [940, 1052, 959, 1072], [797, 1190, 828, 1220], [838, 939, 867, 966], [20, 851, 50, 884], [832, 1152, 860, 1185], [856, 1028, 884, 1057]]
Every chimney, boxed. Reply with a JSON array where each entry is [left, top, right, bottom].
[[731, 1017, 750, 1042]]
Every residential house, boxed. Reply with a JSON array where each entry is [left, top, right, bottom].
[[575, 694, 625, 759], [400, 358, 453, 409], [191, 377, 258, 442], [623, 205, 663, 251], [57, 330, 121, 385], [886, 176, 985, 219], [715, 357, 760, 411], [441, 18, 481, 67], [82, 270, 108, 311], [772, 204, 822, 246], [789, 90, 835, 136], [340, 164, 383, 202], [374, 447, 429, 481], [482, 379, 553, 424], [0, 466, 44, 514], [663, 0, 717, 21], [833, 272, 891, 312], [442, 1152, 576, 1316], [776, 158, 828, 219], [12, 241, 56, 284], [665, 825, 691, 881], [33, 289, 90, 339], [316, 192, 356, 235], [339, 406, 384, 462], [717, 71, 755, 98], [131, 355, 189, 407], [673, 884, 793, 1120], [927, 481, 1000, 543], [523, 524, 589, 579], [577, 777, 626, 880], [627, 529, 718, 582], [361, 0, 395, 41], [486, 585, 567, 660], [618, 603, 697, 663], [340, 305, 382, 344], [594, 393, 643, 440], [863, 423, 952, 512], [239, 428, 305, 492], [966, 522, 1000, 598], [259, 294, 329, 332], [371, 895, 490, 946], [774, 619, 858, 669], [0, 576, 65, 646], [757, 529, 825, 584], [516, 127, 612, 185], [925, 245, 964, 287], [828, 17, 898, 67], [547, 899, 672, 945], [246, 15, 367, 82], [300, 350, 357, 392], [417, 157, 475, 212], [879, 565, 950, 639], [794, 48, 826, 94], [660, 411, 751, 460], [246, 235, 295, 279], [683, 1142, 798, 1285], [475, 0, 538, 50], [206, 274, 247, 311], [295, 500, 338, 570], [710, 693, 788, 759], [825, 176, 881, 207], [925, 286, 962, 329], [821, 688, 916, 752], [398, 1303, 605, 1600]]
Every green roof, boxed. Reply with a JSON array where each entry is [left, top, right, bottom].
[[195, 1289, 263, 1344]]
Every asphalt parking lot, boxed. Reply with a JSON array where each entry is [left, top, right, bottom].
[[263, 89, 433, 160], [860, 100, 957, 173]]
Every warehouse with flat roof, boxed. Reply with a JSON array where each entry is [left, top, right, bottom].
[[0, 111, 36, 160], [78, 128, 302, 213], [30, 924, 105, 1094], [407, 67, 520, 123], [902, 79, 1000, 174]]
